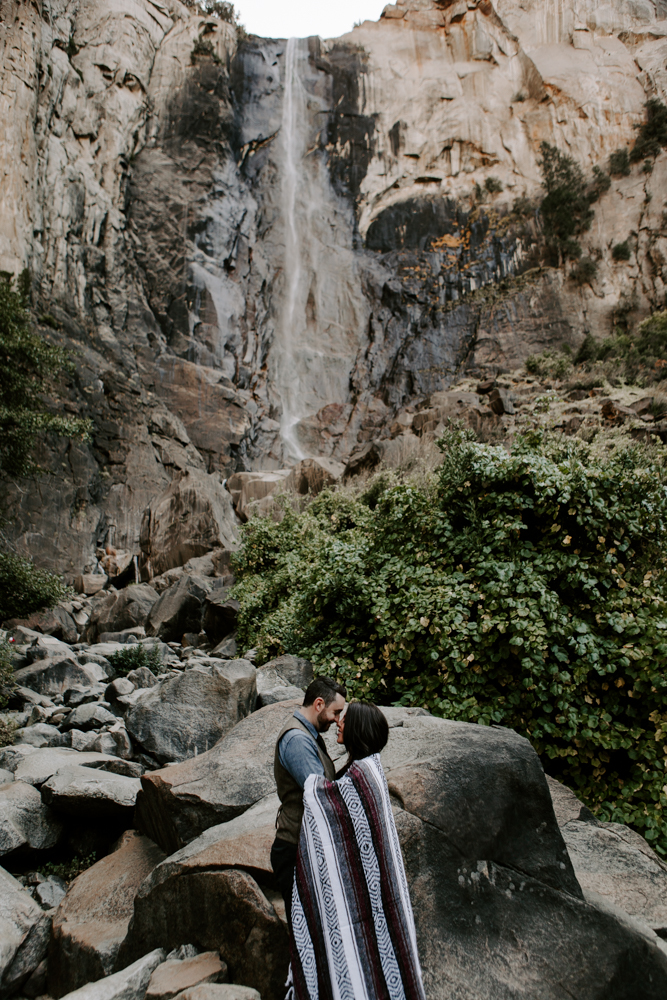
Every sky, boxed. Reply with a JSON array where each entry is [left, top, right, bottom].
[[234, 0, 388, 39]]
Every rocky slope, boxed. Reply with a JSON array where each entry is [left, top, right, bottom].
[[3, 0, 667, 574]]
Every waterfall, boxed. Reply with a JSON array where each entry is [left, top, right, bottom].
[[273, 37, 369, 463]]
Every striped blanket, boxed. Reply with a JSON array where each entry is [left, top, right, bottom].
[[288, 754, 426, 1000]]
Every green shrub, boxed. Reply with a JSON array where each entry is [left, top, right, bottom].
[[574, 335, 600, 366], [0, 552, 70, 621], [570, 257, 598, 285], [39, 852, 97, 884], [107, 643, 162, 677], [485, 177, 503, 193], [0, 717, 18, 748], [538, 143, 595, 264], [0, 639, 15, 709], [524, 349, 572, 380], [191, 37, 222, 64], [232, 431, 667, 854], [0, 274, 91, 479], [609, 148, 631, 177], [612, 241, 632, 262], [631, 99, 667, 163], [588, 166, 611, 202]]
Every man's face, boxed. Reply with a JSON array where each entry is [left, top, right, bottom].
[[314, 693, 346, 732]]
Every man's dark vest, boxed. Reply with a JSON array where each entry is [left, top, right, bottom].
[[274, 715, 336, 845]]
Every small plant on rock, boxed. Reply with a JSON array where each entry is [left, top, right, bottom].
[[630, 99, 667, 163], [191, 37, 222, 64], [107, 643, 162, 677], [485, 177, 503, 194], [0, 638, 15, 709], [609, 148, 631, 177], [570, 257, 598, 286], [40, 852, 97, 884], [612, 241, 632, 262]]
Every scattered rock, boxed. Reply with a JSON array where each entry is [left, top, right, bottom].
[[126, 667, 160, 690], [141, 470, 239, 579], [15, 657, 109, 698], [488, 386, 515, 415], [601, 398, 635, 421], [85, 729, 134, 761], [41, 765, 141, 822], [34, 876, 67, 911], [477, 379, 496, 394], [202, 594, 239, 645], [14, 687, 55, 709], [118, 867, 286, 1000], [135, 700, 301, 853], [48, 830, 165, 996], [172, 987, 259, 1000], [147, 576, 210, 644], [126, 660, 256, 765], [0, 865, 51, 996], [86, 586, 160, 644], [343, 442, 382, 478], [55, 948, 166, 1000], [62, 704, 118, 732], [145, 951, 228, 1000], [0, 781, 63, 857], [255, 655, 312, 707], [14, 723, 65, 748], [210, 636, 237, 660], [0, 746, 119, 787], [75, 575, 108, 596], [4, 608, 78, 645]]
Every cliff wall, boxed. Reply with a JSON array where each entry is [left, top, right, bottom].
[[2, 0, 667, 574]]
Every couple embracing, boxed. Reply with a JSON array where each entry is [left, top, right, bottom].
[[270, 677, 426, 1000]]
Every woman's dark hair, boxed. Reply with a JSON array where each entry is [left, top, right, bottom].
[[343, 702, 389, 761]]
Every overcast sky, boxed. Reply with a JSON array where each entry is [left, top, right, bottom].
[[234, 0, 388, 39]]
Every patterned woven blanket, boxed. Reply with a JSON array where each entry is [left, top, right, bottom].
[[289, 754, 426, 1000]]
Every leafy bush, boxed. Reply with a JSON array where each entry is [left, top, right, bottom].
[[107, 643, 162, 677], [39, 852, 97, 884], [630, 99, 667, 163], [609, 148, 631, 177], [525, 349, 572, 380], [574, 335, 601, 366], [191, 37, 222, 64], [570, 257, 598, 285], [0, 717, 18, 749], [0, 274, 91, 479], [233, 431, 667, 854], [538, 143, 595, 264], [577, 311, 667, 381], [588, 166, 611, 202], [0, 552, 70, 621], [0, 639, 15, 709], [485, 177, 503, 193], [612, 241, 632, 262]]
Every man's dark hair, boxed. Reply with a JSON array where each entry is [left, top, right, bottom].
[[303, 676, 347, 707], [343, 702, 389, 762]]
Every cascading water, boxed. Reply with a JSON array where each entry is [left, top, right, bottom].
[[273, 37, 369, 462]]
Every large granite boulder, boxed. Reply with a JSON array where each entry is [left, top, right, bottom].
[[0, 746, 120, 787], [146, 576, 210, 644], [0, 780, 64, 858], [138, 711, 667, 999], [86, 586, 160, 643], [14, 657, 109, 698], [126, 660, 256, 765], [41, 765, 141, 822], [0, 865, 51, 997], [140, 470, 239, 579], [49, 831, 165, 997], [136, 701, 302, 853], [55, 949, 166, 1000], [145, 951, 227, 1000], [255, 655, 313, 707]]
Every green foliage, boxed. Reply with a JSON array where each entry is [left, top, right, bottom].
[[538, 143, 595, 264], [0, 717, 18, 749], [0, 639, 15, 709], [631, 99, 667, 163], [512, 196, 534, 218], [574, 335, 600, 366], [612, 241, 632, 262], [191, 37, 222, 64], [577, 311, 667, 381], [570, 257, 598, 286], [525, 349, 572, 380], [198, 0, 239, 22], [0, 552, 70, 621], [609, 148, 631, 177], [485, 177, 503, 193], [0, 275, 91, 479], [40, 852, 97, 884], [588, 166, 611, 202], [107, 643, 162, 676], [232, 432, 667, 854]]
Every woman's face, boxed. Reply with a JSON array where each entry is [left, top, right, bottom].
[[336, 708, 346, 744]]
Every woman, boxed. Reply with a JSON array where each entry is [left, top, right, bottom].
[[287, 702, 426, 1000]]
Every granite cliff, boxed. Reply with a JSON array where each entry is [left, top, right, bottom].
[[2, 0, 667, 574]]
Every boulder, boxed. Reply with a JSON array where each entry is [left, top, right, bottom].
[[14, 723, 65, 748], [283, 457, 344, 496], [41, 765, 141, 822], [55, 949, 166, 1000], [0, 770, 12, 785], [210, 636, 237, 660], [255, 655, 312, 707], [488, 385, 516, 415], [135, 701, 302, 853], [0, 781, 63, 857], [49, 831, 166, 996], [63, 704, 118, 732], [34, 876, 67, 911], [0, 865, 51, 997], [147, 576, 210, 643], [225, 471, 291, 521], [25, 635, 72, 662], [145, 952, 227, 1000], [141, 470, 239, 579], [0, 746, 119, 787], [15, 658, 109, 698], [126, 661, 256, 766], [202, 594, 239, 645], [75, 575, 108, 596], [172, 987, 259, 1000], [85, 729, 134, 761], [117, 867, 286, 1000], [86, 586, 160, 644], [4, 608, 78, 645]]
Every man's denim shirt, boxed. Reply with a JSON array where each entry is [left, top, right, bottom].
[[278, 709, 326, 789]]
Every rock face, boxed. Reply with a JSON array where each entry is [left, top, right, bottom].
[[0, 865, 51, 998], [125, 660, 256, 765], [5, 0, 667, 572], [49, 831, 166, 997]]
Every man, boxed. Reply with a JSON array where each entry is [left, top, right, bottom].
[[271, 676, 347, 925]]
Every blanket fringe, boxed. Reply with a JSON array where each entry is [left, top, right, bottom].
[[284, 962, 295, 1000]]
